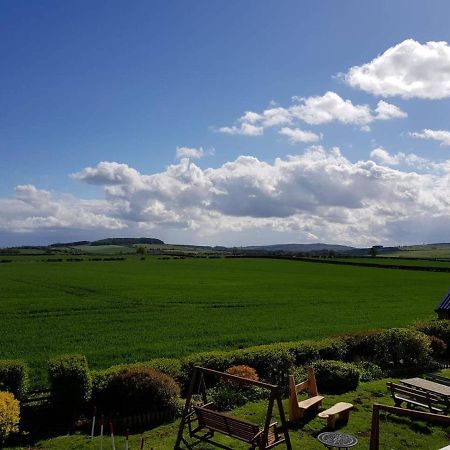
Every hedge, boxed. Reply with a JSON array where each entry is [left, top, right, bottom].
[[414, 320, 450, 357], [48, 354, 92, 413], [0, 360, 29, 400], [312, 360, 360, 394], [0, 391, 20, 442]]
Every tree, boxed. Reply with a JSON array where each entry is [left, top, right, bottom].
[[136, 246, 146, 255]]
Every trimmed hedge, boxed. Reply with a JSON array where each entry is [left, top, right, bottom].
[[92, 366, 180, 416], [415, 320, 450, 357], [48, 354, 92, 412], [0, 360, 29, 400], [312, 360, 360, 394]]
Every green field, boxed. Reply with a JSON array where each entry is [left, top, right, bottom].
[[1, 257, 449, 385], [334, 257, 450, 268]]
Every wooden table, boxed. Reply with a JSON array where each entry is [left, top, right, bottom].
[[401, 377, 450, 397], [317, 432, 358, 449]]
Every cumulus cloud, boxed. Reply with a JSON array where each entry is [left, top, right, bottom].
[[217, 92, 406, 138], [342, 39, 450, 99], [3, 147, 450, 246], [279, 127, 322, 143], [409, 129, 450, 146], [175, 146, 205, 159]]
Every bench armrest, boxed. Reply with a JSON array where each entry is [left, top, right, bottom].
[[253, 422, 278, 440]]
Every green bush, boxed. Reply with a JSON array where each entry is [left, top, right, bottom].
[[343, 331, 379, 361], [312, 360, 360, 394], [281, 341, 319, 366], [48, 354, 92, 411], [0, 360, 29, 400], [209, 384, 266, 411], [231, 344, 294, 386], [371, 328, 432, 369], [415, 320, 450, 357], [314, 338, 349, 361], [355, 361, 383, 382], [93, 366, 180, 416], [429, 335, 447, 358]]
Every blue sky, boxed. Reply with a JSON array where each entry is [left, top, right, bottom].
[[1, 1, 450, 246]]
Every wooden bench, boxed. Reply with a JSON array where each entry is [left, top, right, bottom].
[[189, 405, 283, 449], [425, 373, 450, 387], [387, 382, 444, 414], [318, 402, 353, 429], [288, 368, 324, 422]]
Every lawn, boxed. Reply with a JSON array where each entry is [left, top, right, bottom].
[[10, 376, 450, 450], [1, 257, 449, 385]]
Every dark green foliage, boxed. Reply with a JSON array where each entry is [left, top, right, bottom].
[[208, 385, 266, 411], [92, 366, 180, 416], [355, 361, 383, 382], [0, 360, 29, 399], [415, 320, 450, 357], [281, 341, 319, 365], [48, 354, 92, 410], [429, 335, 447, 358], [312, 360, 360, 394], [314, 338, 349, 361], [343, 331, 379, 361], [370, 328, 432, 369]]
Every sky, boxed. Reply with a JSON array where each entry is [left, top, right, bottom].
[[1, 0, 450, 247]]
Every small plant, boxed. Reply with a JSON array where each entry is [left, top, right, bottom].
[[0, 391, 20, 442], [225, 365, 258, 381], [355, 361, 384, 382]]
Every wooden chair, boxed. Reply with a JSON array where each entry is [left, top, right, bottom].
[[288, 367, 324, 422]]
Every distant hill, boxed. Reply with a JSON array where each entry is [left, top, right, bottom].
[[90, 237, 164, 246], [243, 243, 356, 253]]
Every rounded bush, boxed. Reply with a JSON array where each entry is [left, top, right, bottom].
[[314, 338, 349, 361], [355, 361, 383, 382], [225, 365, 258, 381], [371, 328, 432, 369], [48, 354, 92, 412], [97, 367, 180, 416], [415, 320, 450, 357], [429, 335, 447, 358], [312, 360, 360, 394], [0, 391, 20, 441]]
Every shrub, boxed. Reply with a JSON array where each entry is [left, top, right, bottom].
[[429, 335, 447, 358], [231, 344, 294, 386], [0, 360, 29, 400], [370, 328, 432, 369], [314, 338, 348, 361], [343, 331, 379, 361], [355, 361, 383, 382], [312, 360, 360, 394], [224, 365, 258, 381], [282, 341, 319, 366], [0, 391, 20, 442], [48, 354, 92, 412], [95, 367, 180, 416], [415, 320, 450, 357]]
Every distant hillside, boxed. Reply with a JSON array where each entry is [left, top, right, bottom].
[[90, 237, 164, 246], [243, 243, 355, 253]]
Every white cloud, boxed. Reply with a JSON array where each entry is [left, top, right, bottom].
[[217, 92, 406, 138], [375, 100, 408, 120], [342, 39, 450, 99], [279, 127, 322, 143], [3, 148, 450, 246], [409, 129, 450, 146], [176, 146, 205, 159]]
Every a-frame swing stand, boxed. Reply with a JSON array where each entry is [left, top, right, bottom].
[[175, 366, 292, 450]]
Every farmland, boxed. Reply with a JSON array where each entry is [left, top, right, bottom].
[[1, 256, 449, 385]]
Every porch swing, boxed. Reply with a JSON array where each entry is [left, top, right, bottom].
[[175, 366, 292, 450]]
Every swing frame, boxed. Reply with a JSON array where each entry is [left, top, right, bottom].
[[175, 366, 292, 450]]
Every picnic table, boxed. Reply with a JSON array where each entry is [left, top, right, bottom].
[[401, 377, 450, 398]]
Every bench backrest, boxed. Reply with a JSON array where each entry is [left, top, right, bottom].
[[425, 374, 450, 387], [289, 367, 318, 398], [193, 406, 259, 443], [387, 382, 441, 405]]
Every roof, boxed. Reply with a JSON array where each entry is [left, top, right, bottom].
[[435, 288, 450, 311]]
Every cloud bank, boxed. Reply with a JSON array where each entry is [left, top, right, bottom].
[[2, 147, 450, 247]]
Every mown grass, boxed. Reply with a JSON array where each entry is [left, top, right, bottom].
[[1, 257, 449, 385], [10, 376, 450, 449]]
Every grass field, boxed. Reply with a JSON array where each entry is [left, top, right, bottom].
[[334, 257, 450, 268], [1, 257, 449, 385]]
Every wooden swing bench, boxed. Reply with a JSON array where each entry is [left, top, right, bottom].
[[175, 366, 292, 450], [187, 403, 282, 449]]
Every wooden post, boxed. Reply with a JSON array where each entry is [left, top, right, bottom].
[[262, 392, 275, 449], [369, 404, 380, 450], [174, 367, 198, 449], [307, 367, 318, 397], [275, 389, 292, 450], [288, 375, 298, 423]]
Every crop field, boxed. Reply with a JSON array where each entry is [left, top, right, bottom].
[[1, 257, 449, 385]]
